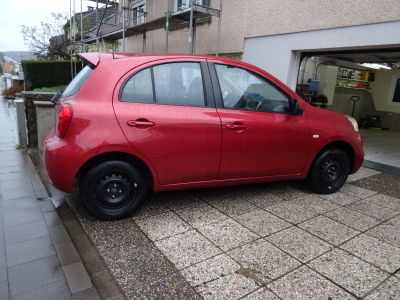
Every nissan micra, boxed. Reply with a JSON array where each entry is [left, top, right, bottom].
[[44, 52, 364, 220]]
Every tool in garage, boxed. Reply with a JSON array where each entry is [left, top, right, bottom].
[[350, 95, 360, 117]]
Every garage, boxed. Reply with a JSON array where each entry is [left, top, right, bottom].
[[242, 21, 400, 174]]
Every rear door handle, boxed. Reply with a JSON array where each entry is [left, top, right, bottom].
[[127, 120, 155, 128], [226, 123, 248, 130]]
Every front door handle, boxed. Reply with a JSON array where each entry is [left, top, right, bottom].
[[226, 123, 248, 130], [127, 119, 155, 128]]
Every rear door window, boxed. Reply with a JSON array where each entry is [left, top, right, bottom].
[[62, 65, 94, 98], [120, 68, 154, 103]]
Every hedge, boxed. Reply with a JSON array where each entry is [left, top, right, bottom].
[[21, 60, 83, 89]]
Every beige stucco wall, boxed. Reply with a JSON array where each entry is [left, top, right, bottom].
[[119, 0, 400, 56]]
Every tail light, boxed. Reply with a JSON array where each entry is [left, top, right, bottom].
[[57, 105, 72, 138]]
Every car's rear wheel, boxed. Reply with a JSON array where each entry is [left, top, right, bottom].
[[80, 161, 146, 220], [308, 149, 350, 194]]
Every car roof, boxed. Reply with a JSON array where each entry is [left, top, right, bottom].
[[77, 52, 241, 67]]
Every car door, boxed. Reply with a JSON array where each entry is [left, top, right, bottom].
[[113, 59, 222, 185], [208, 61, 310, 179]]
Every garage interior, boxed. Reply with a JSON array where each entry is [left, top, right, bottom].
[[297, 48, 400, 172]]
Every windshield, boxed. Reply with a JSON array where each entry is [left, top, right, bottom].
[[62, 64, 94, 98]]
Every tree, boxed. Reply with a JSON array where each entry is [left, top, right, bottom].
[[21, 12, 70, 60]]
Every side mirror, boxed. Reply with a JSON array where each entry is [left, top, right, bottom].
[[291, 99, 303, 115]]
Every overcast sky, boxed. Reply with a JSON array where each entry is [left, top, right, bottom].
[[0, 0, 94, 52]]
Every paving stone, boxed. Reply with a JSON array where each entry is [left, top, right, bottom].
[[234, 209, 291, 237], [0, 281, 9, 300], [198, 218, 259, 251], [1, 187, 36, 201], [57, 209, 79, 224], [181, 254, 240, 286], [11, 280, 72, 300], [6, 236, 56, 267], [385, 214, 400, 228], [156, 191, 204, 210], [55, 241, 81, 266], [236, 190, 285, 209], [38, 199, 55, 213], [0, 256, 6, 282], [299, 215, 360, 245], [268, 265, 355, 300], [0, 235, 4, 257], [192, 187, 234, 201], [340, 234, 400, 273], [318, 191, 361, 206], [3, 206, 43, 227], [0, 166, 27, 174], [196, 273, 258, 300], [265, 202, 318, 224], [265, 184, 307, 200], [227, 239, 301, 283], [242, 288, 280, 300], [347, 167, 380, 183], [175, 204, 228, 228], [291, 195, 341, 214], [346, 200, 399, 221], [266, 226, 332, 263], [206, 195, 258, 217], [34, 189, 49, 199], [4, 220, 48, 245], [340, 184, 377, 199], [308, 249, 388, 298], [8, 255, 64, 296], [91, 270, 129, 300], [80, 250, 108, 275], [63, 262, 92, 294], [365, 224, 400, 248], [131, 197, 170, 220], [364, 275, 400, 300], [72, 287, 100, 300], [135, 211, 191, 241], [155, 230, 221, 269], [43, 211, 62, 227], [0, 172, 30, 183], [48, 225, 71, 245], [365, 194, 400, 211], [1, 197, 38, 213], [324, 207, 381, 231]]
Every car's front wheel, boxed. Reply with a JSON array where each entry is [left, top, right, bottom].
[[308, 149, 350, 194], [80, 161, 146, 220]]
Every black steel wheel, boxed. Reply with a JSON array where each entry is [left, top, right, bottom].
[[308, 149, 350, 194], [80, 161, 146, 220]]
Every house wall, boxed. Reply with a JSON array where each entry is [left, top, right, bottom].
[[4, 62, 13, 73], [119, 0, 400, 57]]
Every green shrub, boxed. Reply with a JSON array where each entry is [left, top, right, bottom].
[[21, 60, 82, 89]]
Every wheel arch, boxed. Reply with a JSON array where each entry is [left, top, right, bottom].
[[309, 140, 355, 176], [74, 151, 154, 191]]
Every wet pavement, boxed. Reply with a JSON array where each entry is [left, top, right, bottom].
[[0, 93, 99, 300]]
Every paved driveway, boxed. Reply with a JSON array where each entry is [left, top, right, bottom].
[[65, 167, 400, 300]]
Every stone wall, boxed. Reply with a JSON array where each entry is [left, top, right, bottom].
[[22, 92, 55, 148]]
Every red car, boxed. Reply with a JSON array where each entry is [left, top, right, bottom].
[[44, 52, 364, 220]]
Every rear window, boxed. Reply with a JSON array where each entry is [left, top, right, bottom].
[[62, 65, 94, 98]]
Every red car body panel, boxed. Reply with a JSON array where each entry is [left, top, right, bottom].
[[43, 52, 364, 194]]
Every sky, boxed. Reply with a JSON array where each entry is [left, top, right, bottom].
[[0, 0, 94, 52]]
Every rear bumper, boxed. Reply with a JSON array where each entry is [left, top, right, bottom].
[[44, 129, 93, 193]]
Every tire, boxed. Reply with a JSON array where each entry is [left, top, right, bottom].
[[80, 161, 147, 220], [308, 149, 350, 194]]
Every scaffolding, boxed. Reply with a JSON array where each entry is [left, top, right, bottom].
[[68, 0, 223, 78]]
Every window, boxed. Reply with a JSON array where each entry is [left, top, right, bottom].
[[391, 77, 400, 103], [153, 62, 205, 106], [176, 0, 210, 10], [215, 64, 290, 113], [120, 62, 205, 107], [129, 0, 146, 26], [120, 68, 153, 103], [62, 65, 94, 98]]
